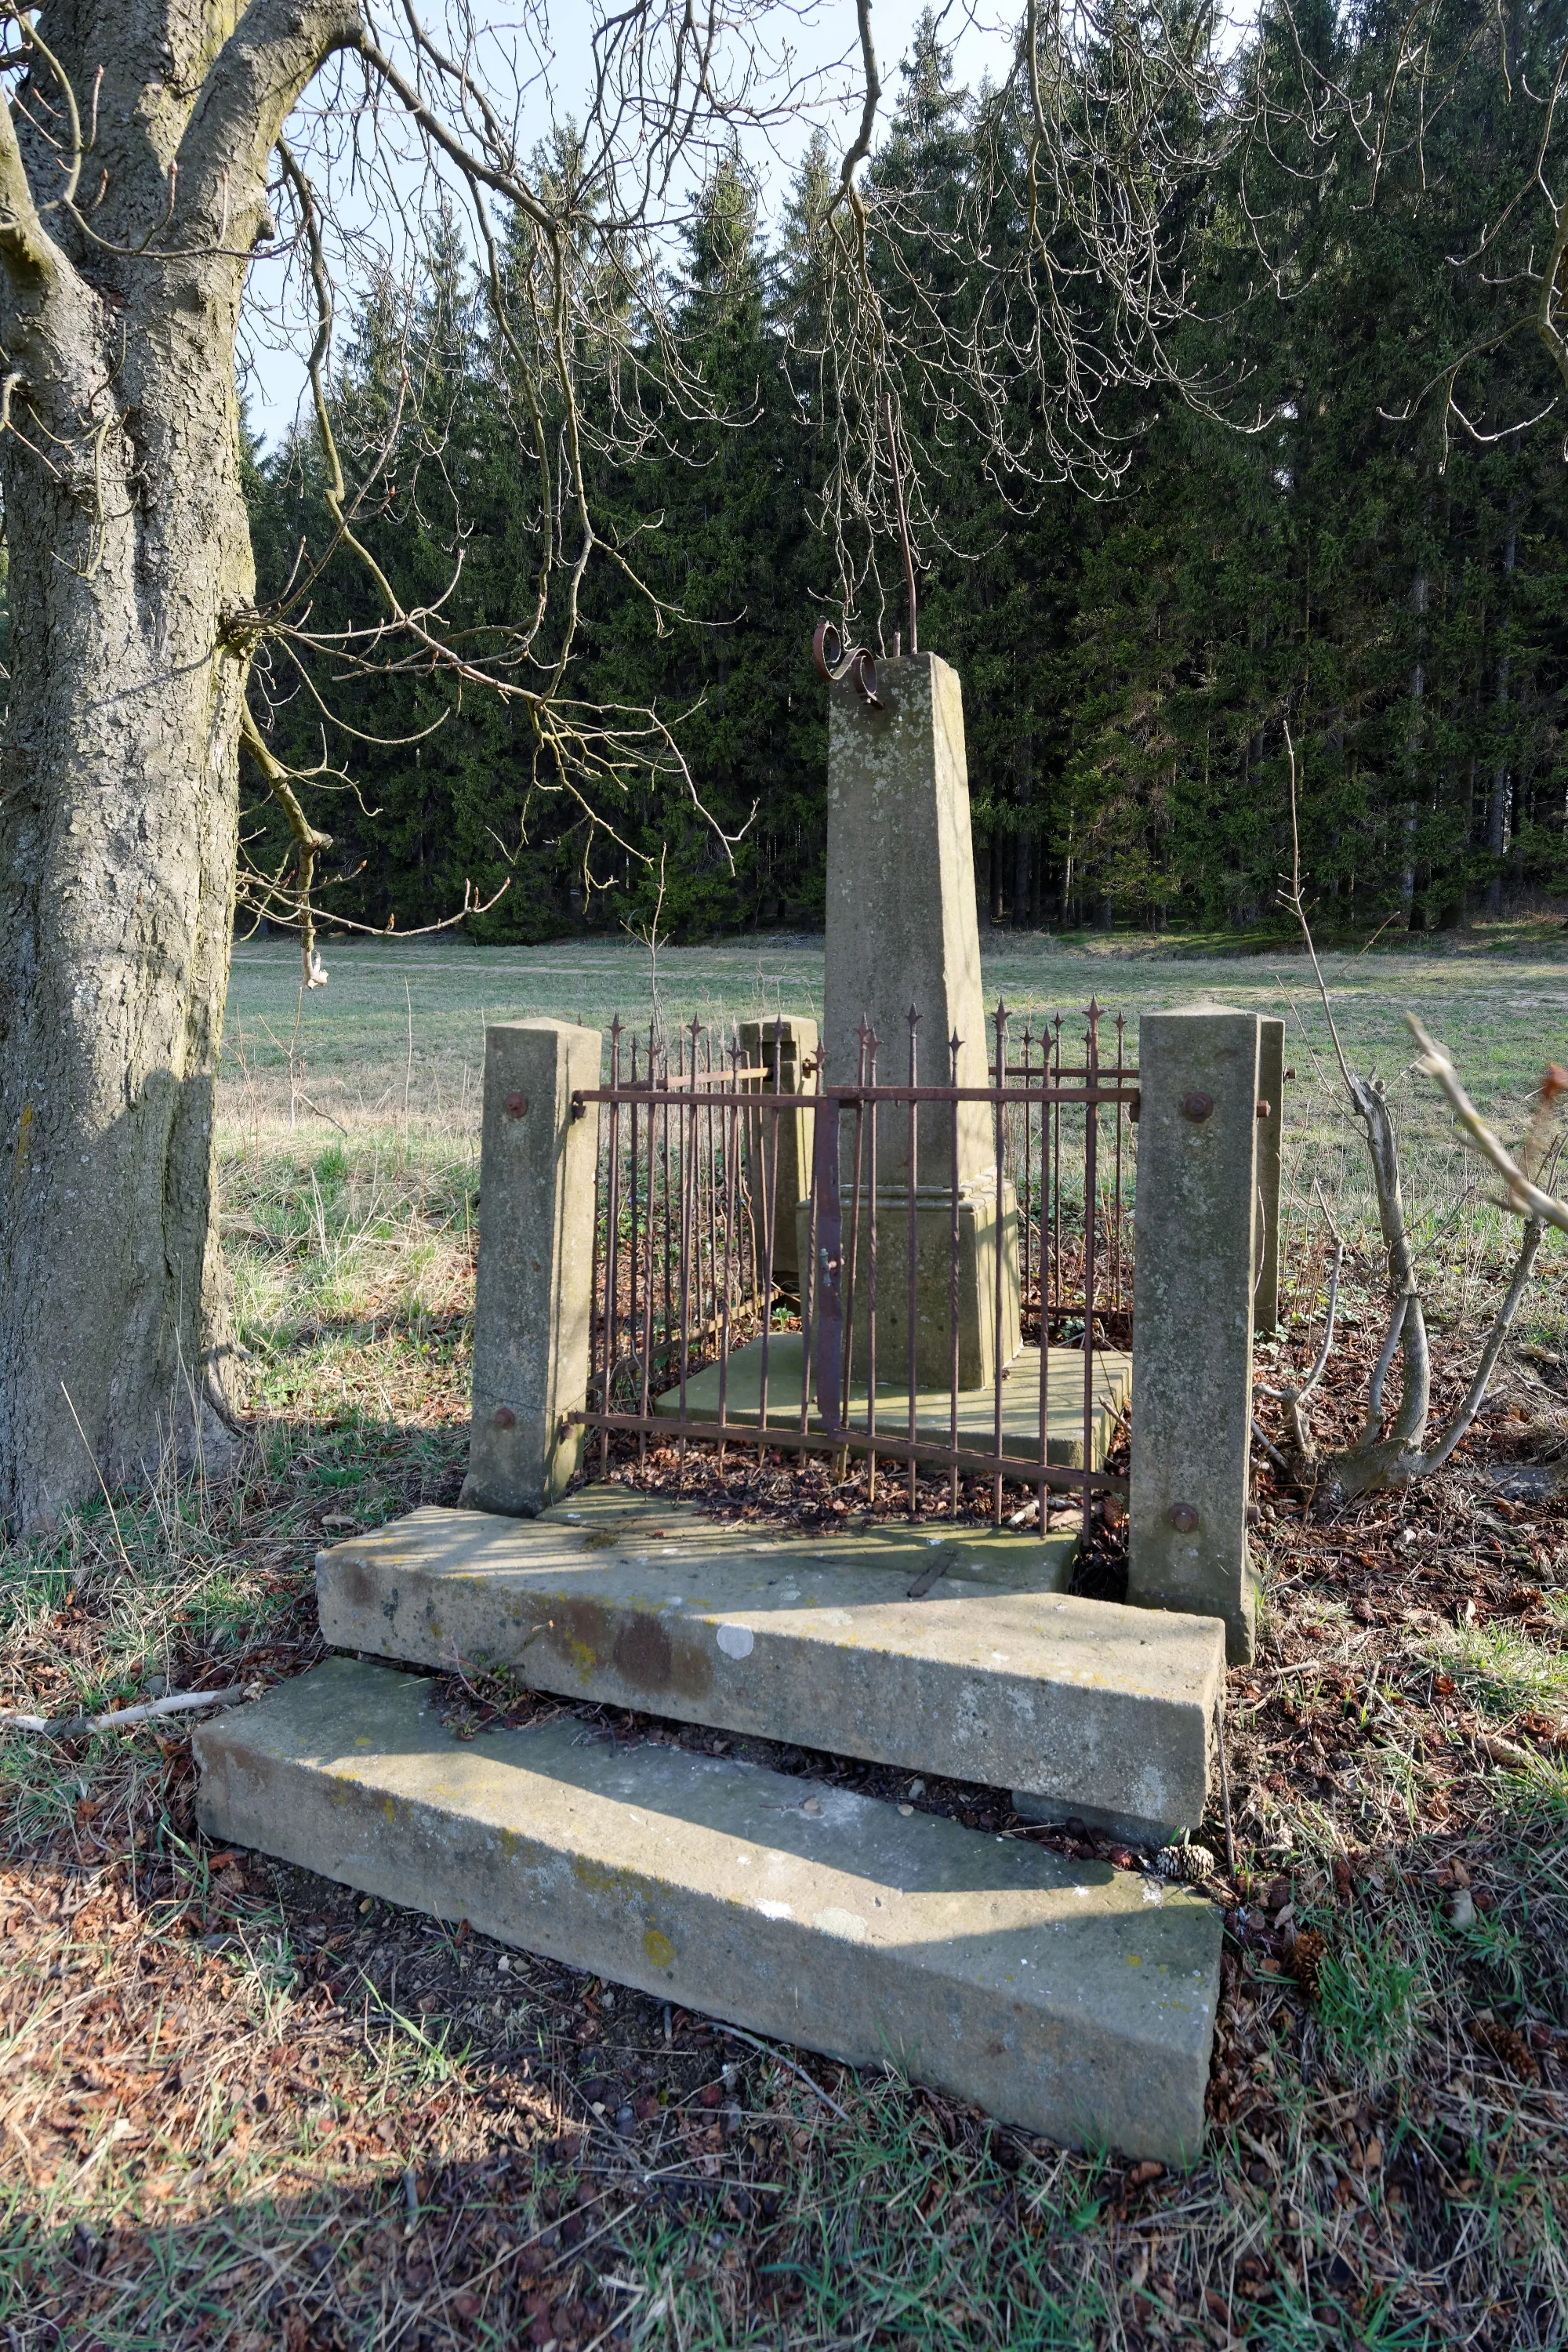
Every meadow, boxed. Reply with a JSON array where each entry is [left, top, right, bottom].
[[0, 927, 1566, 2349]]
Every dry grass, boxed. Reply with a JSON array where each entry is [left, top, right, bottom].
[[2, 953, 1567, 2347]]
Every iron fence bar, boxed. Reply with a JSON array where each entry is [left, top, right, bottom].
[[637, 1033, 658, 1450], [813, 1081, 844, 1435], [575, 1083, 1138, 1110], [1083, 1000, 1101, 1486], [1021, 1022, 1033, 1309], [659, 1024, 673, 1403], [1113, 1012, 1127, 1312], [948, 1026, 960, 1521], [866, 1023, 880, 1505], [677, 1026, 696, 1487], [628, 1033, 641, 1440], [906, 1007, 920, 1523], [1051, 1014, 1063, 1334], [569, 1409, 1127, 1497], [590, 1065, 608, 1445], [717, 1062, 739, 1475], [702, 1024, 719, 1350], [839, 1022, 870, 1431], [993, 998, 1007, 1529], [755, 1015, 783, 1442], [602, 1018, 623, 1472], [799, 1044, 820, 1465], [990, 1062, 1136, 1082]]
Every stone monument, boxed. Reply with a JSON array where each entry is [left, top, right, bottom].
[[815, 650, 1019, 1388]]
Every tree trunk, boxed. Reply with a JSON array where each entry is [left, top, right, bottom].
[[0, 0, 358, 1531], [0, 266, 252, 1530]]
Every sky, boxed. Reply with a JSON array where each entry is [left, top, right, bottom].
[[241, 0, 1019, 448]]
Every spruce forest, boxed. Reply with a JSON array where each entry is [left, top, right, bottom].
[[245, 5, 1568, 945]]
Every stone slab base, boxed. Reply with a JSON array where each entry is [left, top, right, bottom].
[[194, 1657, 1221, 2164], [317, 1486, 1224, 1843], [654, 1337, 1131, 1472]]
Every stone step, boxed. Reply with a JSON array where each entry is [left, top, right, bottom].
[[317, 1487, 1225, 1846], [194, 1657, 1222, 2164]]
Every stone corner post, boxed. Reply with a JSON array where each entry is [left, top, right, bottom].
[[1129, 1007, 1261, 1664], [459, 1020, 602, 1517], [1254, 1015, 1285, 1335]]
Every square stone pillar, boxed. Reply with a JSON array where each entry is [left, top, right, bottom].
[[739, 1016, 817, 1289], [460, 1021, 601, 1516], [1128, 1007, 1261, 1663], [822, 652, 1018, 1388], [1254, 1016, 1285, 1334]]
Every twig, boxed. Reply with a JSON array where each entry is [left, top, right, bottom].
[[57, 1381, 137, 1584], [1408, 1018, 1568, 1234], [1251, 1419, 1289, 1472], [1215, 1710, 1236, 1878], [1294, 1240, 1345, 1406], [0, 1686, 247, 1737], [1258, 1237, 1345, 1461], [710, 2021, 851, 2121]]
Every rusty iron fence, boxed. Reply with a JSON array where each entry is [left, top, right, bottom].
[[570, 1000, 1138, 1524]]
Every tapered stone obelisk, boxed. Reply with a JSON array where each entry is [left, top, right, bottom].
[[818, 652, 1018, 1388]]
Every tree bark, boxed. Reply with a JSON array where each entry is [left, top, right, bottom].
[[0, 0, 358, 1531]]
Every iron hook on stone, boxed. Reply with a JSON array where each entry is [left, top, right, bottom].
[[812, 619, 883, 709]]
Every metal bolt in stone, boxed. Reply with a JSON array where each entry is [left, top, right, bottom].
[[492, 1405, 517, 1429], [1180, 1092, 1214, 1123], [1167, 1503, 1200, 1533], [504, 1092, 528, 1119]]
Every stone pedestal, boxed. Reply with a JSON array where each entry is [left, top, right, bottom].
[[798, 1181, 1019, 1390], [739, 1016, 817, 1289], [1254, 1016, 1285, 1334], [460, 1020, 601, 1516], [822, 652, 1018, 1387], [1127, 1007, 1261, 1664]]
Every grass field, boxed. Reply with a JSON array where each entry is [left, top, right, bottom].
[[222, 925, 1568, 1374], [1, 930, 1566, 2348], [223, 925, 1568, 1142]]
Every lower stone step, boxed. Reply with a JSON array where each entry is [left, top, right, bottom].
[[194, 1657, 1221, 2164], [317, 1488, 1225, 1845]]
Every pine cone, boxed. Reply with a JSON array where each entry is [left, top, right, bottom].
[[1290, 1928, 1327, 1998], [1154, 1842, 1216, 1882], [1473, 2016, 1540, 2082]]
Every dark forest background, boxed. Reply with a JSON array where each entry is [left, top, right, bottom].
[[244, 6, 1568, 945]]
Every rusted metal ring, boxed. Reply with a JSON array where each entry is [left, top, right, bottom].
[[812, 619, 882, 708], [1181, 1091, 1214, 1123]]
